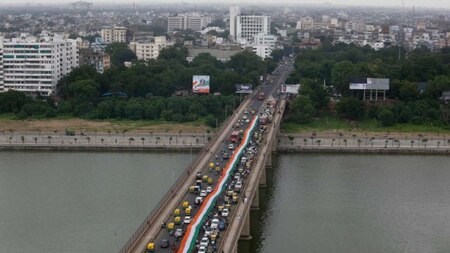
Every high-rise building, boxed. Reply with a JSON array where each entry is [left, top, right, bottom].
[[101, 26, 127, 44], [236, 15, 271, 43], [229, 7, 270, 43], [0, 34, 79, 96], [229, 6, 241, 41]]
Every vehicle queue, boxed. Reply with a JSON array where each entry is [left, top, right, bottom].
[[144, 98, 278, 253]]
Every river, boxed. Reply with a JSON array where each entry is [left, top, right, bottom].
[[0, 152, 449, 253], [249, 154, 450, 253]]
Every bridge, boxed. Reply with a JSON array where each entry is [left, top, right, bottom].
[[119, 59, 294, 253]]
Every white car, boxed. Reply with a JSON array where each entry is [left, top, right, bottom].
[[228, 143, 234, 150], [198, 246, 207, 253], [221, 208, 229, 217], [204, 226, 213, 237], [245, 118, 250, 123], [235, 181, 242, 192], [195, 196, 203, 205], [200, 190, 207, 197], [200, 237, 209, 247], [206, 186, 213, 193], [211, 218, 220, 229], [183, 216, 191, 224]]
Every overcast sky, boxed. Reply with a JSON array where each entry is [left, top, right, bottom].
[[0, 0, 449, 9]]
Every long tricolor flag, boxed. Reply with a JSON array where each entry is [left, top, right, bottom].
[[177, 116, 259, 253]]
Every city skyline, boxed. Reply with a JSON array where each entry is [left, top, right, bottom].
[[0, 0, 449, 9]]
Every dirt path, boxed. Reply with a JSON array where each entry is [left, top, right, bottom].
[[0, 119, 210, 134]]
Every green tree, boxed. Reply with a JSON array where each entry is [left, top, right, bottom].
[[378, 108, 395, 126], [336, 97, 365, 120], [289, 96, 315, 123]]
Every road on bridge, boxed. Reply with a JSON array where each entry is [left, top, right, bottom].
[[127, 58, 294, 253]]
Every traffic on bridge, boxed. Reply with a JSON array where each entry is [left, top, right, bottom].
[[123, 57, 294, 253]]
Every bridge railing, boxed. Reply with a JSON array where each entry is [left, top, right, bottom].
[[119, 95, 254, 253]]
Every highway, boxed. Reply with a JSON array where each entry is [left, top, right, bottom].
[[130, 57, 294, 253]]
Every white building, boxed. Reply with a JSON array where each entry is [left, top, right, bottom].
[[167, 14, 212, 32], [0, 34, 79, 96], [229, 6, 241, 41], [229, 6, 270, 43], [129, 36, 169, 61], [252, 33, 277, 58], [101, 26, 127, 44]]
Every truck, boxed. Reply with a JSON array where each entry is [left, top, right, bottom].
[[230, 130, 240, 143], [257, 92, 265, 100]]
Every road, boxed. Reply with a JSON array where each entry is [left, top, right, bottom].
[[144, 58, 294, 253]]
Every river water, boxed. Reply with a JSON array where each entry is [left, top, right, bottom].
[[249, 154, 450, 253], [0, 152, 449, 253], [0, 151, 189, 253]]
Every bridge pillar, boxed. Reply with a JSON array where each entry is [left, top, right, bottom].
[[259, 164, 267, 187], [239, 211, 252, 240], [250, 187, 260, 210], [265, 151, 272, 168]]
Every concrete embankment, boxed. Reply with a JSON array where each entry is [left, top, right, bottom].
[[278, 146, 449, 155], [0, 144, 203, 152]]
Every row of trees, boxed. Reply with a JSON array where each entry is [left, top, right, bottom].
[[286, 43, 450, 127], [1, 46, 275, 126]]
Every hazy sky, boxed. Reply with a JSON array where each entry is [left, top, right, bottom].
[[1, 0, 450, 9]]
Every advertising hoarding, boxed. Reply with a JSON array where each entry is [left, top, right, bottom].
[[281, 84, 300, 94], [192, 75, 210, 94], [235, 84, 253, 94]]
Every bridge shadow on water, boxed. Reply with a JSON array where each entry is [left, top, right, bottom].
[[237, 153, 282, 253]]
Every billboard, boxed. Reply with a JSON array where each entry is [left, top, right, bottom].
[[235, 84, 253, 94], [281, 84, 300, 94], [192, 75, 210, 94], [350, 78, 389, 90]]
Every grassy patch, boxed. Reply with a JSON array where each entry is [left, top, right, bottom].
[[281, 116, 450, 134]]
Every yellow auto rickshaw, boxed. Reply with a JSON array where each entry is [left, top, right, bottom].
[[185, 207, 191, 215], [218, 205, 224, 212], [209, 162, 214, 168], [215, 166, 221, 173], [167, 222, 174, 230], [226, 190, 234, 196], [174, 208, 180, 216], [207, 177, 213, 185], [189, 185, 195, 193], [232, 195, 238, 204], [174, 216, 181, 225], [202, 175, 208, 182], [146, 242, 155, 252], [182, 201, 189, 209]]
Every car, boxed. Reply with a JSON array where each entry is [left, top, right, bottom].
[[200, 237, 209, 247], [221, 208, 229, 217], [235, 181, 242, 192], [196, 172, 202, 179], [245, 118, 250, 123], [175, 228, 183, 237], [198, 246, 207, 253], [234, 173, 241, 180], [228, 143, 234, 150], [206, 186, 213, 193], [223, 153, 229, 159], [218, 221, 226, 231], [183, 216, 191, 224], [211, 218, 220, 229], [160, 239, 169, 248], [200, 190, 207, 197], [195, 196, 203, 205], [243, 115, 248, 120], [204, 226, 213, 237]]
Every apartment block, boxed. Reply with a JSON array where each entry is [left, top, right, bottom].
[[129, 36, 168, 61], [167, 14, 212, 32], [101, 26, 127, 44], [0, 34, 79, 96]]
